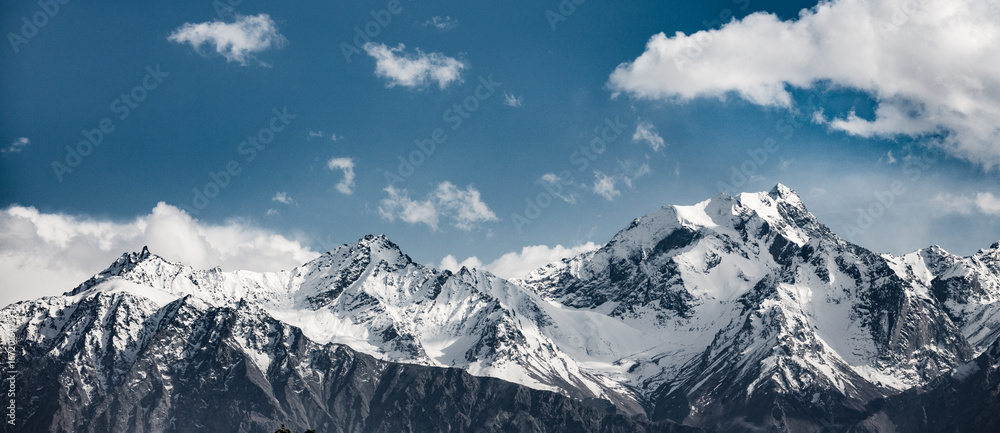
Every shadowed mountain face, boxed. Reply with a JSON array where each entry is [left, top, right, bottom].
[[2, 293, 701, 433], [3, 184, 999, 432], [850, 335, 1000, 433]]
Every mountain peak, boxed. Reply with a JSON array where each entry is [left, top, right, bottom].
[[767, 183, 801, 203]]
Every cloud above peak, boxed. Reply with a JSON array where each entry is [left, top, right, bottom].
[[0, 203, 318, 307], [327, 157, 356, 195], [439, 242, 600, 279], [608, 0, 1000, 167], [363, 42, 466, 89], [168, 14, 286, 65]]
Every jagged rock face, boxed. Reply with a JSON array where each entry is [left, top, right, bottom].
[[4, 184, 1000, 433], [23, 235, 650, 417], [519, 185, 986, 432], [2, 291, 701, 433], [851, 335, 1000, 433]]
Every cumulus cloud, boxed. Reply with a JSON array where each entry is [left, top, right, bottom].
[[2, 137, 29, 155], [167, 14, 286, 65], [439, 242, 600, 279], [608, 0, 1000, 167], [632, 120, 665, 151], [272, 192, 294, 205], [0, 203, 319, 307], [378, 182, 497, 231], [503, 91, 523, 107], [379, 186, 440, 229], [363, 42, 466, 89], [423, 16, 458, 31], [934, 192, 1000, 216], [327, 157, 356, 195]]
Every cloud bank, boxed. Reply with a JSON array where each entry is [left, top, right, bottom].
[[439, 242, 600, 279], [0, 203, 318, 307], [608, 0, 1000, 167]]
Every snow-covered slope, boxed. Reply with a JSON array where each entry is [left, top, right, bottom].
[[61, 235, 648, 414], [4, 184, 1000, 432], [518, 184, 989, 431]]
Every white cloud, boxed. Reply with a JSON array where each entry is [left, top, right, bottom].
[[272, 191, 294, 205], [439, 242, 600, 280], [539, 173, 578, 204], [935, 192, 1000, 216], [434, 182, 499, 230], [438, 254, 483, 273], [363, 42, 466, 89], [167, 14, 286, 65], [327, 157, 356, 195], [593, 172, 620, 201], [0, 203, 319, 307], [2, 137, 29, 155], [330, 133, 343, 142], [623, 161, 651, 187], [592, 161, 651, 201], [632, 120, 665, 151], [378, 182, 497, 231], [379, 186, 440, 230], [308, 131, 324, 139], [423, 16, 458, 31], [608, 0, 1000, 167], [503, 91, 523, 107], [266, 208, 279, 216]]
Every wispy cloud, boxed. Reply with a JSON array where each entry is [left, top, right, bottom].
[[363, 42, 466, 89], [934, 192, 1000, 216], [539, 173, 577, 204], [1, 137, 29, 155], [632, 120, 664, 151], [327, 157, 356, 195], [167, 14, 286, 65], [503, 91, 523, 107], [272, 191, 294, 205], [608, 0, 1000, 167], [593, 171, 620, 201], [423, 16, 458, 31], [379, 182, 498, 231], [592, 162, 651, 201]]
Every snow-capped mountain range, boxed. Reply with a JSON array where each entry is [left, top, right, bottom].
[[3, 184, 999, 432]]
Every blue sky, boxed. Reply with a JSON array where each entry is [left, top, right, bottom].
[[3, 0, 1000, 304]]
